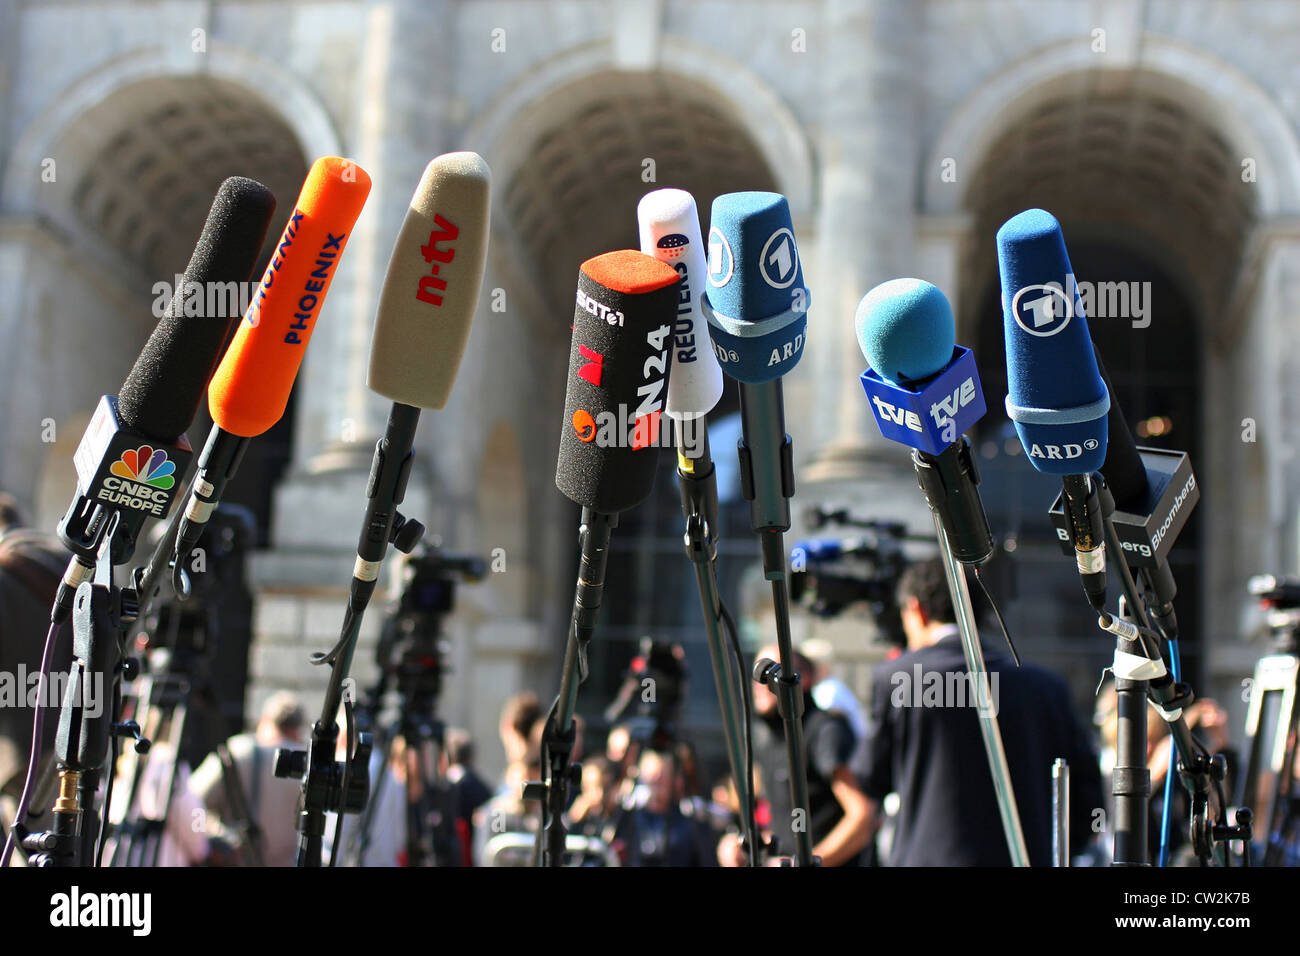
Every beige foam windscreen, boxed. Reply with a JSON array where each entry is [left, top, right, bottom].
[[367, 151, 491, 409]]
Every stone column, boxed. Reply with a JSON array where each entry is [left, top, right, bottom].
[[800, 0, 932, 533], [287, 0, 454, 489]]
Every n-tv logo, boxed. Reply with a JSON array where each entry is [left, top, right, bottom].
[[1011, 283, 1074, 337], [416, 214, 459, 306]]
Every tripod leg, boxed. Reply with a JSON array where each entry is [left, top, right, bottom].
[[348, 733, 389, 866], [1263, 685, 1300, 866]]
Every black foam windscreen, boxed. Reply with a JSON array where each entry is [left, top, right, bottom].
[[1093, 350, 1150, 509], [117, 177, 277, 442], [555, 250, 681, 514]]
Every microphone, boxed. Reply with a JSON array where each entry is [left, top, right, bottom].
[[51, 177, 277, 620], [283, 152, 491, 868], [701, 191, 815, 866], [170, 157, 371, 575], [997, 208, 1110, 610], [856, 278, 993, 565], [555, 250, 679, 513], [701, 191, 808, 539], [639, 188, 760, 863], [1089, 353, 1192, 640], [541, 249, 679, 865], [637, 188, 723, 544]]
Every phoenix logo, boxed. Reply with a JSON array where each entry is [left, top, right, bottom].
[[572, 409, 596, 442], [110, 446, 177, 490]]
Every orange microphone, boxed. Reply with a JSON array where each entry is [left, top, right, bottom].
[[209, 156, 371, 435], [170, 156, 371, 579]]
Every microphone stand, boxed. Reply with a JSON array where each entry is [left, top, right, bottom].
[[930, 509, 1030, 866], [736, 380, 813, 867], [278, 402, 424, 867], [1090, 478, 1252, 865], [675, 422, 759, 865], [530, 508, 616, 867], [23, 517, 147, 867]]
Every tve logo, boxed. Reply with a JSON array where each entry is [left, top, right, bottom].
[[860, 347, 987, 456], [871, 396, 922, 432]]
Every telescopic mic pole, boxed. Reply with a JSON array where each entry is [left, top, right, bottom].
[[276, 152, 491, 866], [537, 249, 681, 866], [701, 191, 813, 866], [855, 278, 1028, 866], [638, 187, 758, 864]]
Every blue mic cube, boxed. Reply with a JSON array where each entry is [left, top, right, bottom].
[[860, 346, 986, 456]]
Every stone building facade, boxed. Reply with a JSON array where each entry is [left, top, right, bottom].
[[2, 0, 1299, 782]]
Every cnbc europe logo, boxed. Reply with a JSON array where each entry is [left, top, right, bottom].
[[97, 446, 178, 516]]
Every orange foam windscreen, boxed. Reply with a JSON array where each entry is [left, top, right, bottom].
[[207, 156, 372, 436]]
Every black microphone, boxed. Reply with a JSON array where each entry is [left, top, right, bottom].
[[542, 249, 679, 865], [168, 157, 371, 582], [1092, 353, 1188, 640], [51, 177, 277, 621]]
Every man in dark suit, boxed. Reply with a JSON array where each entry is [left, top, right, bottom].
[[862, 558, 1102, 865]]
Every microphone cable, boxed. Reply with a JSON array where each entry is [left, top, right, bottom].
[[1157, 637, 1182, 866], [971, 565, 1020, 667], [1, 619, 61, 866], [717, 598, 760, 866]]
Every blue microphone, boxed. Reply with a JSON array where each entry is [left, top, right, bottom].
[[702, 192, 809, 535], [997, 208, 1108, 608], [856, 279, 994, 565], [702, 191, 816, 866]]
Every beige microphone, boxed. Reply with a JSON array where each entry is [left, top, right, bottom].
[[367, 151, 492, 409]]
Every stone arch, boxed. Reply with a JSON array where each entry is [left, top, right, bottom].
[[923, 35, 1300, 220], [0, 45, 332, 535]]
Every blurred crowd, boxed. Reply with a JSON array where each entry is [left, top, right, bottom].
[[0, 497, 1266, 867]]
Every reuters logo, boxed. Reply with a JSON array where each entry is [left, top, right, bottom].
[[572, 409, 596, 442]]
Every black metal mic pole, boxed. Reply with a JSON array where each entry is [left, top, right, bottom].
[[736, 379, 814, 867], [676, 422, 759, 865], [281, 402, 422, 866], [29, 520, 139, 867], [1092, 478, 1250, 864], [533, 508, 616, 867]]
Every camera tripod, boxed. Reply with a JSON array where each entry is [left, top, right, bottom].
[[344, 614, 461, 866], [103, 607, 262, 867], [1238, 578, 1300, 865]]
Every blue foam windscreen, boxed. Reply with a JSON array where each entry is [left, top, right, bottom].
[[854, 278, 956, 384], [701, 192, 809, 384], [997, 209, 1109, 474]]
